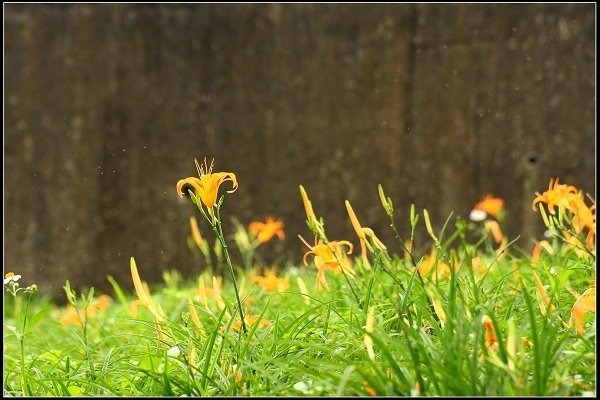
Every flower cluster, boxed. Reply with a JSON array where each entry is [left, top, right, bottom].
[[532, 178, 596, 251]]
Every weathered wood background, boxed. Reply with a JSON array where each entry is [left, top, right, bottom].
[[4, 3, 595, 296]]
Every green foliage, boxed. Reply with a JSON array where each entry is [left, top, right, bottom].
[[3, 184, 596, 396]]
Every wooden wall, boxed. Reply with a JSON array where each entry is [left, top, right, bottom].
[[4, 3, 595, 295]]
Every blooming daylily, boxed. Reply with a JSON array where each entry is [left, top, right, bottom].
[[345, 200, 387, 259], [532, 178, 579, 215], [473, 195, 505, 219], [300, 235, 355, 290], [250, 267, 289, 293], [570, 194, 596, 250], [248, 216, 285, 247], [177, 158, 238, 222], [570, 287, 596, 335]]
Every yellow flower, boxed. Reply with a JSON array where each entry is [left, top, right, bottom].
[[300, 235, 355, 290], [248, 216, 285, 246], [177, 158, 238, 222], [250, 267, 289, 293], [532, 178, 579, 215], [474, 195, 505, 218], [345, 200, 386, 259], [570, 287, 596, 335]]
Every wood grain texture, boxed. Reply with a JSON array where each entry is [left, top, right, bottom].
[[4, 4, 595, 295]]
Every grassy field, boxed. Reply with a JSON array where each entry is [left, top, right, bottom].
[[3, 167, 596, 396]]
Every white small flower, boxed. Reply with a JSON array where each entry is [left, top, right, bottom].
[[469, 209, 488, 222], [4, 273, 21, 285], [167, 345, 181, 358]]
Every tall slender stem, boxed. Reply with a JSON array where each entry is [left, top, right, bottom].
[[20, 292, 32, 396], [213, 205, 247, 335]]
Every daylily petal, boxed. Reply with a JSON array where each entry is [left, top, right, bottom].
[[571, 287, 596, 335], [176, 177, 203, 198]]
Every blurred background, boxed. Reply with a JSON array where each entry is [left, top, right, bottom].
[[4, 3, 595, 298]]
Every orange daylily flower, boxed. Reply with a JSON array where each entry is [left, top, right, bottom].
[[248, 216, 285, 247], [300, 235, 355, 290], [60, 295, 111, 326], [531, 240, 554, 264], [231, 312, 271, 333], [177, 158, 238, 222], [474, 195, 505, 218], [345, 200, 387, 259], [92, 294, 111, 311], [570, 194, 596, 250], [532, 178, 579, 215], [417, 246, 451, 281], [484, 220, 505, 244], [570, 287, 596, 335], [571, 195, 596, 232], [60, 305, 84, 326], [250, 267, 289, 293], [481, 315, 498, 351]]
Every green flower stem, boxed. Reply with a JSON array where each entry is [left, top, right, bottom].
[[19, 292, 33, 396], [213, 204, 247, 335], [191, 192, 247, 336]]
